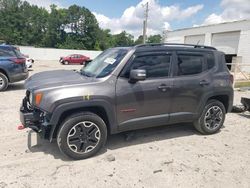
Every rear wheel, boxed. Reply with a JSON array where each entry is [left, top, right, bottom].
[[57, 112, 107, 160], [193, 99, 226, 134], [0, 73, 8, 91]]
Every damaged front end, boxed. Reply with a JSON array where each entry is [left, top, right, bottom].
[[19, 91, 51, 139]]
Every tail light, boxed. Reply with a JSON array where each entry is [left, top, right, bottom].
[[229, 74, 234, 84], [10, 58, 26, 64]]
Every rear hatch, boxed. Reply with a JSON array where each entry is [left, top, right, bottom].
[[0, 46, 27, 72]]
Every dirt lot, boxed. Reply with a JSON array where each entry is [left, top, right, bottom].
[[0, 61, 250, 188]]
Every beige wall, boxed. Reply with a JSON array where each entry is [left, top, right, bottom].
[[18, 46, 102, 60]]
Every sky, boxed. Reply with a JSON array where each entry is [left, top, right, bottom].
[[25, 0, 250, 38]]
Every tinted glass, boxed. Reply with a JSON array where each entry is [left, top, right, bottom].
[[0, 48, 16, 57], [124, 54, 171, 78], [177, 54, 203, 76], [207, 53, 215, 69]]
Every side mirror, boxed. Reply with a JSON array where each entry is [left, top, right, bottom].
[[129, 69, 146, 83]]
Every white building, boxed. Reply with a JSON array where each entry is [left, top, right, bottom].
[[163, 20, 250, 72]]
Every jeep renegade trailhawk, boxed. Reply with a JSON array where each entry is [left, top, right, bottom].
[[20, 43, 234, 160]]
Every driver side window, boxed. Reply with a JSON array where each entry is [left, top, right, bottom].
[[122, 54, 171, 79]]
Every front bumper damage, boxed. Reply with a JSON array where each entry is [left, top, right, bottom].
[[20, 97, 50, 139]]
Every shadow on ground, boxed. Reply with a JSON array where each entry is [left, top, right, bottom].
[[26, 123, 197, 161], [237, 112, 250, 119], [6, 83, 25, 91]]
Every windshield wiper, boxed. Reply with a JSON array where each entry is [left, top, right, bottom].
[[81, 70, 94, 77]]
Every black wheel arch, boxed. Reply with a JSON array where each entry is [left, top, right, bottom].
[[0, 68, 9, 81], [197, 90, 233, 118], [48, 100, 117, 142]]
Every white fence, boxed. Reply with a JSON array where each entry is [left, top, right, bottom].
[[18, 46, 102, 61]]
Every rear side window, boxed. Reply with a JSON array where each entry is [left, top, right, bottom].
[[0, 48, 16, 57], [123, 54, 171, 78], [177, 54, 203, 76], [207, 53, 215, 69]]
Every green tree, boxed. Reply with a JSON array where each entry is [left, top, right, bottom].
[[60, 5, 100, 50], [0, 0, 25, 44], [97, 29, 115, 50], [113, 31, 134, 47], [147, 34, 162, 43], [134, 35, 144, 45], [0, 0, 136, 50]]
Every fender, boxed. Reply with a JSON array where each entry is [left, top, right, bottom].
[[196, 88, 233, 118], [0, 67, 10, 79], [48, 99, 117, 141]]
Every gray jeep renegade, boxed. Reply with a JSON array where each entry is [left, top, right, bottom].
[[20, 43, 234, 160]]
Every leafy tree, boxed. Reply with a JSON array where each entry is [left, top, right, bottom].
[[0, 0, 25, 44], [113, 31, 134, 47], [97, 29, 115, 50], [0, 0, 137, 50], [134, 35, 144, 45], [147, 34, 162, 43]]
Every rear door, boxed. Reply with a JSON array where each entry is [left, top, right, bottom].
[[116, 51, 174, 131], [170, 51, 212, 123]]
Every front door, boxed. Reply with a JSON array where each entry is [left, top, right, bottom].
[[116, 51, 174, 132]]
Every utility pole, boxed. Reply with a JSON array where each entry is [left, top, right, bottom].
[[143, 2, 149, 44]]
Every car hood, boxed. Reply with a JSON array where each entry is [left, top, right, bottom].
[[25, 70, 96, 90]]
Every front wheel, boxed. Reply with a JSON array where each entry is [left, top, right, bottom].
[[57, 112, 107, 160], [193, 99, 226, 134]]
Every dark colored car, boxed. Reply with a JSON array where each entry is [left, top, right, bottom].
[[20, 43, 234, 160], [59, 54, 90, 65], [0, 45, 28, 91]]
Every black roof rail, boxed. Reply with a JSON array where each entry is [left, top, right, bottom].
[[135, 43, 217, 50]]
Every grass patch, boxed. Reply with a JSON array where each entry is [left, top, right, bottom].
[[235, 81, 250, 88]]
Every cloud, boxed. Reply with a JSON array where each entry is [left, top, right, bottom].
[[24, 0, 62, 10], [94, 0, 203, 37], [202, 0, 250, 25]]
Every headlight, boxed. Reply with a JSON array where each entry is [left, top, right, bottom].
[[29, 93, 33, 104]]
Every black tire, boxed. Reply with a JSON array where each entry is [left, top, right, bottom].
[[57, 112, 107, 160], [0, 73, 8, 92], [193, 99, 226, 134], [64, 61, 69, 65]]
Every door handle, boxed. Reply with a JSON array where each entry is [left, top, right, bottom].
[[158, 84, 171, 91], [199, 80, 210, 86]]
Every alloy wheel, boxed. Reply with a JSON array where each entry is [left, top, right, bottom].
[[67, 121, 101, 154], [0, 77, 3, 88], [204, 106, 223, 130]]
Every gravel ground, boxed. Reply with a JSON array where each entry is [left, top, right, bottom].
[[0, 61, 250, 188]]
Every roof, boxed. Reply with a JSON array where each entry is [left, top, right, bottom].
[[0, 44, 15, 49], [164, 19, 250, 33], [135, 43, 217, 51]]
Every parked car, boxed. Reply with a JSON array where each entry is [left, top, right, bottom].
[[59, 54, 90, 65], [20, 43, 234, 160], [25, 58, 34, 68], [21, 54, 34, 68], [0, 45, 28, 91]]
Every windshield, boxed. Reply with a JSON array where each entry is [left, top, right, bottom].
[[81, 48, 129, 78]]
